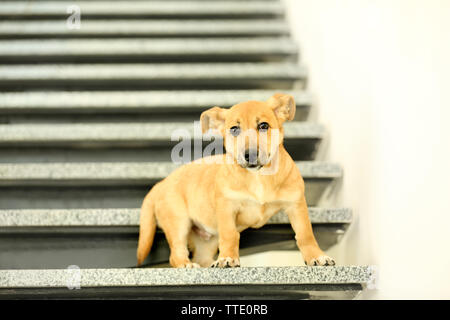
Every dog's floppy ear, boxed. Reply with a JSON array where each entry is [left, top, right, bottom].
[[200, 106, 228, 134], [267, 93, 296, 123]]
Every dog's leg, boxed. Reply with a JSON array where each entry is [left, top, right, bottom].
[[190, 233, 218, 267], [211, 200, 240, 268], [165, 225, 200, 268], [158, 207, 200, 268], [286, 197, 336, 266]]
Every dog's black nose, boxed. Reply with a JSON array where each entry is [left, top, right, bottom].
[[244, 149, 258, 165], [244, 151, 250, 162]]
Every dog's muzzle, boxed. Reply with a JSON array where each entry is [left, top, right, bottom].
[[241, 149, 263, 170]]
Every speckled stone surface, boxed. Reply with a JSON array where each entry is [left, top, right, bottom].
[[0, 266, 374, 288], [267, 207, 352, 224], [0, 1, 284, 17], [0, 0, 369, 300], [0, 19, 289, 37], [0, 161, 342, 182], [0, 90, 311, 110], [0, 207, 352, 227], [0, 38, 297, 57], [0, 122, 324, 143], [0, 63, 305, 81]]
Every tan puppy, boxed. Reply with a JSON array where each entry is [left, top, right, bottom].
[[137, 93, 335, 268]]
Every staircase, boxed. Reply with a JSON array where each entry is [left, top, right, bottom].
[[0, 0, 373, 299]]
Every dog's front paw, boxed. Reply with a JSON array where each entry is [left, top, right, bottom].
[[210, 257, 240, 268], [178, 262, 201, 268], [306, 255, 335, 266]]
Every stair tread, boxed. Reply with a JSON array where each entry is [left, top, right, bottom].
[[0, 90, 311, 110], [0, 161, 343, 182], [0, 62, 305, 80], [0, 19, 289, 37], [0, 207, 352, 227], [0, 122, 324, 143], [0, 38, 297, 57], [0, 1, 284, 17], [0, 266, 373, 288]]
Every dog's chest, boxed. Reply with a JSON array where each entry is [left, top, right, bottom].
[[235, 201, 280, 229], [223, 180, 287, 229], [223, 178, 277, 206]]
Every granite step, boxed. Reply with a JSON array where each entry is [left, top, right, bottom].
[[0, 122, 322, 143], [0, 63, 306, 90], [0, 161, 342, 185], [0, 207, 352, 228], [0, 162, 342, 208], [0, 208, 352, 268], [0, 266, 374, 299], [0, 122, 323, 146], [0, 90, 312, 123], [0, 19, 289, 39], [0, 121, 323, 162], [0, 1, 284, 19], [0, 38, 297, 63]]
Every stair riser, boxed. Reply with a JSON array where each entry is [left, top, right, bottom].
[[0, 90, 312, 122], [0, 224, 348, 269], [0, 2, 284, 19], [0, 90, 312, 112], [0, 108, 310, 123], [0, 33, 289, 40], [0, 139, 320, 163], [0, 38, 297, 64], [0, 20, 289, 39], [1, 55, 297, 64], [0, 286, 360, 300], [0, 79, 301, 91], [0, 63, 306, 90], [0, 179, 333, 209]]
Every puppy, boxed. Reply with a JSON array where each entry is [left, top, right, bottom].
[[137, 93, 335, 268]]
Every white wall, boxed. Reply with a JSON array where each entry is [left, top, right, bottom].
[[284, 0, 450, 299]]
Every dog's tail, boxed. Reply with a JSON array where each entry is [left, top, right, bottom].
[[136, 191, 157, 267]]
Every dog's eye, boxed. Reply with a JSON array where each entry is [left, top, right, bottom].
[[258, 122, 270, 132], [230, 126, 241, 136]]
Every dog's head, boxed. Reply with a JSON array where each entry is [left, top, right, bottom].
[[200, 93, 295, 171]]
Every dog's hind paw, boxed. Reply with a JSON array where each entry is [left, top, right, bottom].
[[210, 257, 240, 268], [306, 255, 335, 266]]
